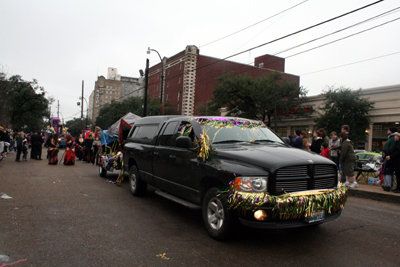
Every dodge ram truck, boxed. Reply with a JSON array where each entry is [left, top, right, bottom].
[[122, 116, 348, 240]]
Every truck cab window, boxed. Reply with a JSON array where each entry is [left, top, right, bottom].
[[158, 122, 178, 146]]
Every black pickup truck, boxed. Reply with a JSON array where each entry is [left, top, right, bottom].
[[123, 116, 348, 240]]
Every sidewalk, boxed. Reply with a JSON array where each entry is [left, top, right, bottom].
[[348, 182, 400, 204]]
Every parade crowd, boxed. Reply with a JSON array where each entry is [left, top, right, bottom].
[[289, 125, 400, 193], [0, 127, 101, 167]]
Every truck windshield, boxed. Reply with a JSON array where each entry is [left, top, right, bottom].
[[196, 118, 284, 145]]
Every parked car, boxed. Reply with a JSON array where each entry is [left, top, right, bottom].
[[123, 116, 348, 240], [356, 151, 382, 163], [58, 136, 66, 148]]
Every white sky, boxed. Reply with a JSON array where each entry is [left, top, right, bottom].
[[1, 0, 399, 121]]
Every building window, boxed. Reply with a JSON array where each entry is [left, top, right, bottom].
[[167, 81, 169, 88], [168, 68, 170, 75], [110, 86, 113, 89], [179, 63, 182, 70], [107, 86, 109, 89], [156, 85, 159, 91], [177, 91, 181, 101], [259, 63, 264, 68], [177, 104, 180, 111], [166, 94, 168, 100], [179, 76, 181, 84]]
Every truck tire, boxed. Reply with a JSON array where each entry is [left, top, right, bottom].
[[99, 165, 107, 177], [202, 187, 235, 241], [129, 165, 147, 196]]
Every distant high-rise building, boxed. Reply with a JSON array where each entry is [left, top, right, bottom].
[[89, 68, 143, 122]]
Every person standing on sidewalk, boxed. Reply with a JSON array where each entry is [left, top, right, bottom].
[[310, 130, 323, 154], [339, 132, 358, 188], [382, 126, 397, 191], [0, 127, 6, 156], [329, 131, 341, 166], [385, 132, 400, 193], [291, 129, 303, 149], [15, 132, 24, 162], [300, 131, 309, 151]]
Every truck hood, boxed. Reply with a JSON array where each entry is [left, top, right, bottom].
[[214, 143, 334, 173]]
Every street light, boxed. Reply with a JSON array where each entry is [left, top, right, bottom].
[[147, 47, 164, 115]]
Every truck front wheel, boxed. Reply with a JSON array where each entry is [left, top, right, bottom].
[[129, 166, 147, 196], [202, 187, 235, 241]]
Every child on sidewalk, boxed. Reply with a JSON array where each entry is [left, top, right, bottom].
[[321, 142, 330, 159], [22, 139, 28, 161]]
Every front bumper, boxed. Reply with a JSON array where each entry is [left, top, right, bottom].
[[238, 210, 342, 229]]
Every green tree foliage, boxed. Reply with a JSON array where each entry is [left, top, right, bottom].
[[208, 72, 308, 130], [314, 87, 374, 147], [0, 73, 52, 131], [65, 117, 92, 137], [94, 96, 175, 130]]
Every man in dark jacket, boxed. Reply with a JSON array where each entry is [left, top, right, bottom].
[[386, 132, 400, 193], [291, 129, 303, 149], [382, 126, 397, 191], [30, 132, 40, 159]]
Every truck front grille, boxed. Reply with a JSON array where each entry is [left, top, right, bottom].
[[274, 165, 337, 195]]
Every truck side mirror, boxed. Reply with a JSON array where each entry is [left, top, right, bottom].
[[282, 137, 291, 145], [176, 136, 193, 149]]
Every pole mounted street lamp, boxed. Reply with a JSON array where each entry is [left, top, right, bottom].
[[147, 47, 164, 115]]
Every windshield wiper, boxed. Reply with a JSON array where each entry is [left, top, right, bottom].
[[212, 140, 246, 144]]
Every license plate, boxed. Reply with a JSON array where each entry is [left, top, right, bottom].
[[305, 210, 325, 223]]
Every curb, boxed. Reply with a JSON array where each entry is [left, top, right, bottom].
[[348, 188, 400, 204]]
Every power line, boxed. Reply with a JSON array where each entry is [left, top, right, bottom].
[[300, 51, 400, 76], [273, 6, 400, 56], [200, 0, 309, 48], [285, 16, 400, 59], [192, 0, 385, 72]]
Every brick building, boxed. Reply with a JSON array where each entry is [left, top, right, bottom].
[[148, 45, 300, 116]]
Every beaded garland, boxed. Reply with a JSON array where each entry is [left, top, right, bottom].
[[223, 182, 349, 220]]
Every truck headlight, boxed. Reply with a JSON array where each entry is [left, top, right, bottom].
[[234, 177, 268, 192]]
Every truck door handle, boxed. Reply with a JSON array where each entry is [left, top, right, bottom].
[[169, 155, 176, 159]]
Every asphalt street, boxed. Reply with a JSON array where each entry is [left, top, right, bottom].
[[1, 149, 399, 267]]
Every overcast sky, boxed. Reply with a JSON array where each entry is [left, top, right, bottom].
[[1, 0, 399, 121]]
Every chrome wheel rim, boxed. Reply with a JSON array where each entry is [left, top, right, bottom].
[[130, 172, 137, 191], [207, 197, 224, 230], [99, 166, 102, 174]]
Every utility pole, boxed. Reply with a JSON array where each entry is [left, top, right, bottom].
[[57, 100, 60, 118], [143, 59, 149, 117], [81, 80, 84, 132]]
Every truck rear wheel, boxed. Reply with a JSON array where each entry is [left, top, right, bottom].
[[129, 166, 147, 196], [202, 187, 235, 241], [99, 165, 107, 177]]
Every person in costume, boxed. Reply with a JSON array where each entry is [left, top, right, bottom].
[[75, 134, 84, 160], [63, 134, 76, 165], [48, 133, 59, 165]]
